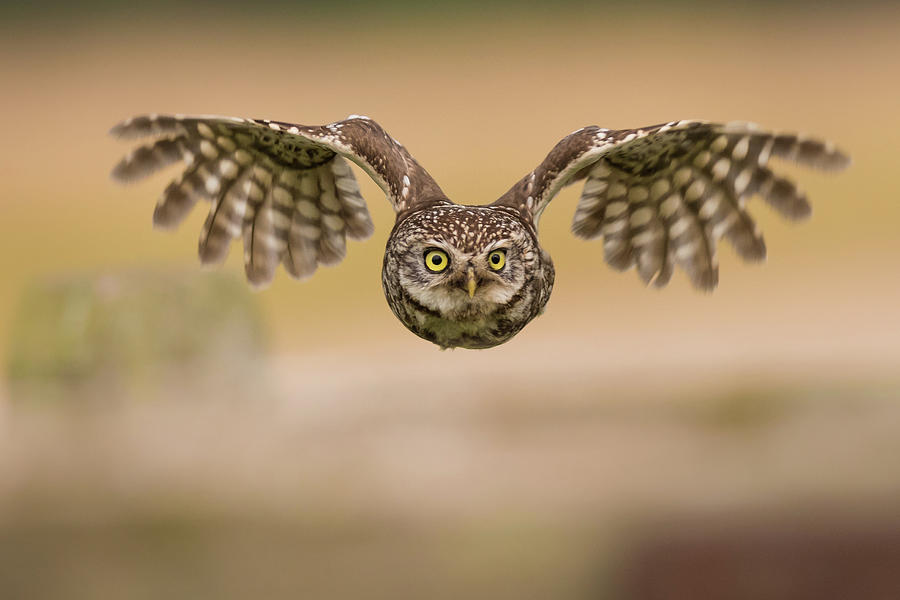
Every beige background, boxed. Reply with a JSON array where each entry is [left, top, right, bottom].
[[1, 4, 898, 597]]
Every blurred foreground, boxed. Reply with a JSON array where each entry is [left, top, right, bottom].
[[2, 358, 899, 598], [1, 271, 898, 598]]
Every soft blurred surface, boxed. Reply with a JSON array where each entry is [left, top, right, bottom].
[[1, 1, 899, 598], [7, 271, 265, 406]]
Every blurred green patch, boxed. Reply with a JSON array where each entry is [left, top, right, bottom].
[[691, 385, 793, 430], [6, 270, 266, 405]]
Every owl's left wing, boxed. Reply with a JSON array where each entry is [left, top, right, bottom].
[[111, 114, 445, 287], [493, 120, 849, 290]]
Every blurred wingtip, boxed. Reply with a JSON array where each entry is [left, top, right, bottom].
[[830, 148, 852, 171], [812, 139, 852, 172], [109, 119, 129, 139], [246, 275, 274, 292], [792, 202, 813, 222], [790, 136, 853, 172], [687, 267, 719, 294], [108, 114, 180, 140], [109, 116, 146, 140], [151, 206, 181, 230], [110, 153, 154, 184], [110, 157, 135, 184]]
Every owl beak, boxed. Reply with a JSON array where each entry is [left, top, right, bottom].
[[466, 266, 477, 298]]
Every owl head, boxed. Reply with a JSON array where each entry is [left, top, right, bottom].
[[382, 205, 552, 348]]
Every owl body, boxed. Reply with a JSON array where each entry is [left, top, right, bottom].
[[111, 114, 848, 349], [382, 204, 554, 348]]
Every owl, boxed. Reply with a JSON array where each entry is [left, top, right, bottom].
[[111, 114, 849, 349]]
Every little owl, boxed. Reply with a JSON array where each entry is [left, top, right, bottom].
[[111, 114, 848, 349]]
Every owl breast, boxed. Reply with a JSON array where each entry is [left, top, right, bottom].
[[381, 205, 555, 349]]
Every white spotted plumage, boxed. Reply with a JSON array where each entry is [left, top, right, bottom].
[[111, 114, 385, 287], [507, 120, 852, 289], [112, 113, 849, 348]]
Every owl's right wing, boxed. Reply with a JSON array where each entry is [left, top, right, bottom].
[[494, 120, 849, 290], [111, 114, 445, 287]]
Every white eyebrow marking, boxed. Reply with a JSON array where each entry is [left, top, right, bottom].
[[483, 239, 513, 252]]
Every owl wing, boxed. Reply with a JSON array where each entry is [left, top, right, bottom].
[[493, 120, 850, 290], [111, 114, 445, 287]]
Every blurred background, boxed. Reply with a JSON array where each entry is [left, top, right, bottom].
[[2, 1, 899, 598]]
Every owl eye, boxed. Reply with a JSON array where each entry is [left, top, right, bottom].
[[424, 249, 450, 273], [488, 249, 506, 271]]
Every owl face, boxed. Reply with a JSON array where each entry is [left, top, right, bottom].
[[401, 237, 522, 317], [383, 205, 553, 349]]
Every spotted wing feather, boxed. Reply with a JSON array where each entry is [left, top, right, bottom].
[[495, 120, 849, 290], [111, 114, 444, 287]]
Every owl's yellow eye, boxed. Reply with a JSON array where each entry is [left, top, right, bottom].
[[488, 249, 506, 271], [424, 249, 449, 272]]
